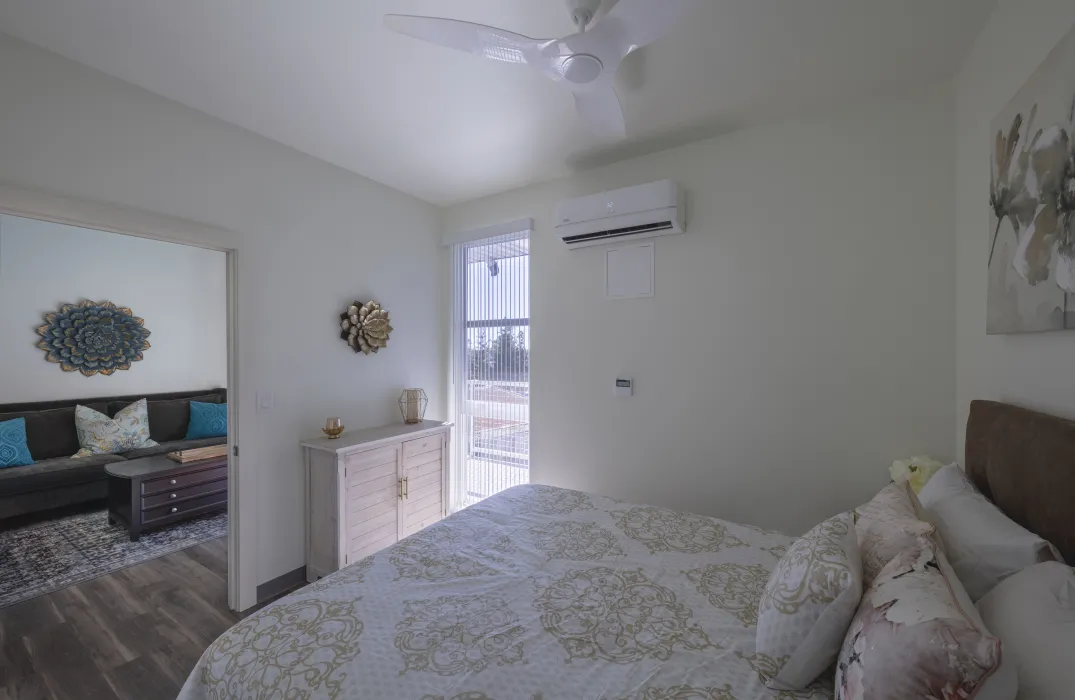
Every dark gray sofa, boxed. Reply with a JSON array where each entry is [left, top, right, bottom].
[[0, 388, 226, 520]]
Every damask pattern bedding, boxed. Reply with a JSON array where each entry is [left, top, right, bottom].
[[178, 485, 833, 700]]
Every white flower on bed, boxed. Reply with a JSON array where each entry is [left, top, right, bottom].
[[889, 456, 945, 493]]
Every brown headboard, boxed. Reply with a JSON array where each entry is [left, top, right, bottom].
[[966, 400, 1075, 563]]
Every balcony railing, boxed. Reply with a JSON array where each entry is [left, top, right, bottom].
[[457, 379, 529, 508]]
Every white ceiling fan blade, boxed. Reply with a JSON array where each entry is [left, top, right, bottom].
[[384, 14, 545, 66], [573, 83, 626, 140], [602, 0, 703, 52]]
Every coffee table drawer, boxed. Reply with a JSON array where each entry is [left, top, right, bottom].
[[142, 465, 227, 495], [144, 490, 228, 524], [142, 478, 227, 510]]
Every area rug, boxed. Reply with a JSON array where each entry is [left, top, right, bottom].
[[0, 507, 227, 608]]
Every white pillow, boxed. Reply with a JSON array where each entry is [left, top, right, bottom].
[[918, 464, 1064, 601], [977, 562, 1075, 700], [756, 511, 863, 690], [72, 399, 157, 457]]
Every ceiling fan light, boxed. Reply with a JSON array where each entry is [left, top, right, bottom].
[[561, 54, 603, 84]]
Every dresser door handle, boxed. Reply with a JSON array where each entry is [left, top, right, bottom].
[[170, 507, 178, 513], [170, 479, 177, 485], [403, 476, 409, 499], [169, 493, 177, 499], [398, 478, 404, 500]]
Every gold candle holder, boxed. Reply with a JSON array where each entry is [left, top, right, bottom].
[[322, 417, 345, 439]]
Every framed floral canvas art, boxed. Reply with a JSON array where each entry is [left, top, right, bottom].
[[988, 24, 1075, 334]]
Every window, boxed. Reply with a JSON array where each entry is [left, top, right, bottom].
[[450, 222, 531, 511]]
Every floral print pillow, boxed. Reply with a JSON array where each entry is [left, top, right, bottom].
[[756, 511, 863, 690], [854, 481, 934, 584], [836, 537, 1014, 700], [72, 399, 157, 457]]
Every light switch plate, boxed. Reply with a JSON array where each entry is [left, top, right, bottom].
[[257, 391, 274, 414]]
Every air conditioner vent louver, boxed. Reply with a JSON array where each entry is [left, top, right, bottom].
[[556, 180, 686, 249], [561, 222, 674, 245]]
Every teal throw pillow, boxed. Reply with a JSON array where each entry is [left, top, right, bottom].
[[0, 417, 35, 467], [186, 401, 227, 439]]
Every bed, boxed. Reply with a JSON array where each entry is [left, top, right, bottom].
[[178, 483, 824, 700], [178, 400, 1075, 700]]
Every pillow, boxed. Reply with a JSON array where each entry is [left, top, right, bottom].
[[0, 403, 106, 460], [142, 394, 221, 442], [918, 463, 1064, 601], [0, 417, 35, 468], [836, 536, 1017, 700], [853, 481, 934, 585], [73, 399, 158, 457], [977, 562, 1075, 700], [185, 401, 227, 439], [756, 511, 863, 689]]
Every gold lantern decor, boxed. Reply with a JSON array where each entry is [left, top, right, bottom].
[[398, 389, 428, 424], [340, 300, 392, 355]]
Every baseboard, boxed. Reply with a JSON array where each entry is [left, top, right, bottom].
[[256, 566, 307, 603]]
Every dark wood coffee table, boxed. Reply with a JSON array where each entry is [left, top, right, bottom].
[[105, 454, 228, 541]]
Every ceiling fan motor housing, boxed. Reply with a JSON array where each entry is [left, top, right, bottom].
[[565, 0, 602, 29]]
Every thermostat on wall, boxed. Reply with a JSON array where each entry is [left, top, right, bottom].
[[615, 377, 633, 397]]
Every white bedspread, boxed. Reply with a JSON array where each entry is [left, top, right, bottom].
[[178, 484, 833, 700]]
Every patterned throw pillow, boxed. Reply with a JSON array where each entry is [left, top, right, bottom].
[[854, 481, 934, 585], [756, 511, 863, 689], [836, 536, 1016, 700], [0, 417, 35, 468], [185, 401, 227, 439], [73, 399, 158, 457]]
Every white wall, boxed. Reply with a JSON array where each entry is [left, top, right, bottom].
[[0, 33, 444, 585], [0, 214, 226, 402], [954, 2, 1075, 461], [443, 89, 956, 535]]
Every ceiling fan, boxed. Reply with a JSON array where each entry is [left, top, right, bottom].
[[384, 0, 701, 140]]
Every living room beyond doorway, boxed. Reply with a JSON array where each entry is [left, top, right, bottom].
[[0, 213, 230, 610]]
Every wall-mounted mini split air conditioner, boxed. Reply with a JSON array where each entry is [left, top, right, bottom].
[[555, 180, 686, 249]]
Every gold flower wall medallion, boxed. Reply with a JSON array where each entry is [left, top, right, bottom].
[[36, 300, 151, 376], [339, 300, 393, 355]]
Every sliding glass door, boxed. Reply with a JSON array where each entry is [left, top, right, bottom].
[[450, 227, 530, 511]]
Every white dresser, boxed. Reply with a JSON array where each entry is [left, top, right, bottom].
[[301, 420, 451, 582]]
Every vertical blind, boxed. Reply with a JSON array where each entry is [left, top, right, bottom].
[[450, 225, 531, 512]]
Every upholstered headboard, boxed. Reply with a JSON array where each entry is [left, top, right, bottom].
[[966, 400, 1075, 563]]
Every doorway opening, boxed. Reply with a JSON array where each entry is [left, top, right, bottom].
[[0, 184, 251, 612], [0, 212, 231, 610]]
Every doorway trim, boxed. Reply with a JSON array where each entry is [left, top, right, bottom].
[[0, 183, 256, 611]]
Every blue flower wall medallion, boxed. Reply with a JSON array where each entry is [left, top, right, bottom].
[[36, 300, 152, 377]]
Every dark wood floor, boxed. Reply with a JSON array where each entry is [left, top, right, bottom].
[[0, 537, 254, 700]]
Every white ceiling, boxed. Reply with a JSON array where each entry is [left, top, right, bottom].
[[0, 0, 993, 205]]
